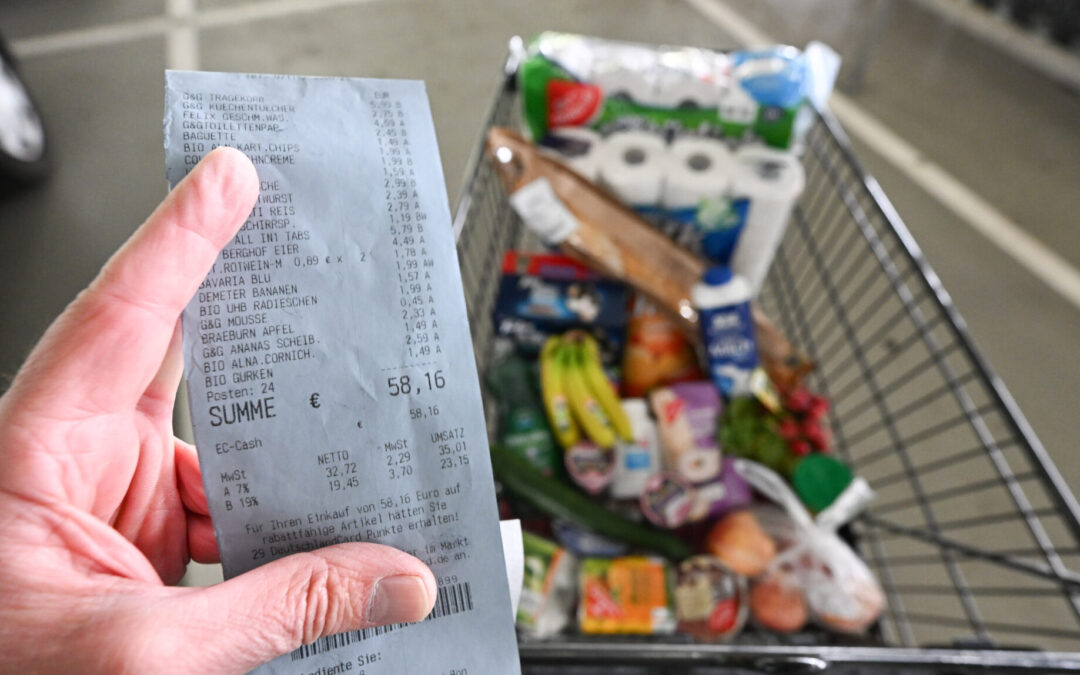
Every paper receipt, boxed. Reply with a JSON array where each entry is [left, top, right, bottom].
[[164, 71, 520, 674]]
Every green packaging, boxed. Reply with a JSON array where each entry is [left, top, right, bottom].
[[487, 353, 561, 476], [518, 531, 577, 637], [518, 32, 808, 150]]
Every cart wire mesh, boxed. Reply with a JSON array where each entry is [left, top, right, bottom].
[[452, 58, 1080, 671]]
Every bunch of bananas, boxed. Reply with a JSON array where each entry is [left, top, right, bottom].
[[540, 331, 633, 449]]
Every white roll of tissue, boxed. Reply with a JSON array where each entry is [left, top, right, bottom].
[[660, 136, 735, 210], [598, 131, 667, 207], [541, 127, 603, 182], [729, 145, 807, 295]]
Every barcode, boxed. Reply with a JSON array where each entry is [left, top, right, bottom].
[[290, 581, 474, 661]]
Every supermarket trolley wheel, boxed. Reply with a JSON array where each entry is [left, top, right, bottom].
[[0, 33, 49, 185]]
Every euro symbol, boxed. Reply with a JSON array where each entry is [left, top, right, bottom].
[[309, 393, 321, 408]]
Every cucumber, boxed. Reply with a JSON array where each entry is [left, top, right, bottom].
[[491, 445, 693, 561]]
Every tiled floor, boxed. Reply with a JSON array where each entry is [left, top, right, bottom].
[[2, 0, 1079, 659]]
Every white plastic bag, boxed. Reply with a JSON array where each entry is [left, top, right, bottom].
[[735, 459, 884, 633]]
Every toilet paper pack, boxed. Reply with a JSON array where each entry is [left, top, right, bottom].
[[591, 131, 751, 264], [519, 33, 838, 151]]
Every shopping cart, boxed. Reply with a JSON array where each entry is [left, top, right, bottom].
[[452, 45, 1080, 673]]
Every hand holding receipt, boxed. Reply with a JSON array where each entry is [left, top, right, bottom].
[[166, 71, 520, 673]]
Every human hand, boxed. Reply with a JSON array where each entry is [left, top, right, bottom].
[[0, 148, 436, 673]]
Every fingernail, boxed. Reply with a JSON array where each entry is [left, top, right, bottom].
[[366, 575, 431, 625]]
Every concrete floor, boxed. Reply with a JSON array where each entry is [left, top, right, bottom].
[[2, 0, 1079, 660]]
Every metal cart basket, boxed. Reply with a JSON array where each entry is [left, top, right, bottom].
[[451, 49, 1080, 673]]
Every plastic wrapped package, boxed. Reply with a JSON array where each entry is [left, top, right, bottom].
[[734, 460, 884, 634]]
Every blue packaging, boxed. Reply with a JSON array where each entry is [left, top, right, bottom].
[[692, 267, 758, 396], [493, 273, 630, 364]]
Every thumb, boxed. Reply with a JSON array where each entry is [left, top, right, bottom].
[[163, 543, 436, 672]]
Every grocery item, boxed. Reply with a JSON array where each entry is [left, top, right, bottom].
[[552, 519, 628, 558], [729, 144, 806, 295], [488, 126, 707, 338], [517, 33, 835, 149], [579, 333, 634, 439], [812, 576, 886, 634], [541, 332, 634, 450], [815, 476, 876, 534], [792, 453, 852, 513], [540, 336, 580, 449], [492, 444, 694, 560], [565, 441, 615, 494], [501, 250, 602, 280], [779, 387, 832, 458], [611, 399, 662, 499], [493, 265, 630, 362], [748, 367, 783, 413], [723, 46, 808, 147], [720, 390, 838, 478], [640, 472, 695, 529], [653, 64, 723, 108], [692, 266, 758, 396], [750, 571, 808, 633], [593, 60, 656, 104], [563, 338, 619, 448], [705, 510, 777, 578], [519, 35, 720, 137], [486, 353, 561, 476], [518, 532, 578, 638], [541, 126, 604, 182], [597, 130, 667, 207], [734, 459, 884, 633], [621, 294, 702, 397], [579, 556, 676, 634], [674, 555, 749, 641], [650, 382, 723, 484], [751, 307, 814, 391], [687, 457, 755, 521]]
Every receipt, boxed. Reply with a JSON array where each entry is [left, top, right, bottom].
[[164, 71, 520, 674]]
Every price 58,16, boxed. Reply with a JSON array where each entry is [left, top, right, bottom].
[[387, 370, 446, 397]]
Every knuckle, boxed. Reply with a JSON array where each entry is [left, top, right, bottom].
[[287, 555, 351, 646]]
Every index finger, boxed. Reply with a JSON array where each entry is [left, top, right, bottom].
[[14, 147, 259, 414]]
